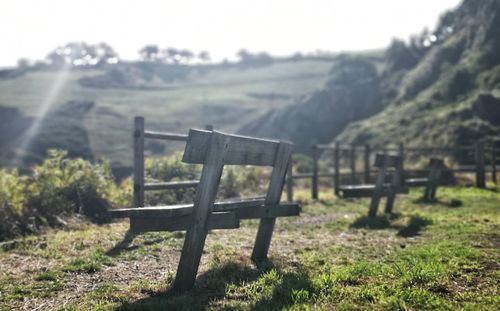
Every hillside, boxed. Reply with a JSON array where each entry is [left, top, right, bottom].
[[0, 58, 336, 168], [337, 0, 500, 149], [241, 0, 500, 153]]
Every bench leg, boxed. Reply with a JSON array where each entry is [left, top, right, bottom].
[[384, 189, 396, 214], [368, 166, 386, 218], [252, 142, 292, 262], [173, 133, 228, 292]]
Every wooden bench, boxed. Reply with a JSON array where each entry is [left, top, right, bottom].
[[422, 158, 445, 201], [368, 154, 403, 218], [338, 154, 407, 199], [109, 129, 300, 292]]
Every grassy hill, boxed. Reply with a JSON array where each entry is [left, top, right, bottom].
[[0, 58, 335, 167]]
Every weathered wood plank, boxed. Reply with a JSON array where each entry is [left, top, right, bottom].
[[423, 158, 444, 201], [110, 197, 266, 218], [173, 132, 229, 292], [252, 141, 293, 262], [286, 161, 293, 202], [312, 146, 319, 199], [144, 131, 188, 141], [130, 212, 239, 233], [475, 142, 486, 188], [183, 129, 280, 166], [374, 154, 401, 168], [334, 142, 340, 196], [133, 117, 145, 208], [144, 180, 199, 191], [364, 145, 371, 184], [234, 204, 300, 219]]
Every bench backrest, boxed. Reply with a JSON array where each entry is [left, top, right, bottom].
[[174, 129, 293, 291], [183, 129, 286, 167]]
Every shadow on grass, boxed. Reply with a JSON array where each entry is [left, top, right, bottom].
[[115, 261, 274, 311], [350, 213, 432, 238], [106, 229, 138, 257], [350, 213, 400, 230], [397, 216, 433, 237], [413, 197, 463, 208]]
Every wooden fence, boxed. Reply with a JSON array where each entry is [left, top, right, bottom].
[[132, 116, 497, 204], [286, 141, 498, 201], [132, 116, 212, 208]]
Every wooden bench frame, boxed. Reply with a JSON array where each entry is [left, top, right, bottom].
[[110, 128, 300, 292], [368, 154, 403, 218], [422, 158, 445, 201]]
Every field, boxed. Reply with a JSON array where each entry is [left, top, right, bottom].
[[1, 185, 498, 310], [0, 60, 334, 166]]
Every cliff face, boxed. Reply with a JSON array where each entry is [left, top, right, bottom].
[[240, 0, 500, 152], [239, 55, 384, 153], [337, 0, 500, 148]]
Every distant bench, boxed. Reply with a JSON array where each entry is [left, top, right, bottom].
[[338, 157, 445, 203], [109, 128, 300, 292]]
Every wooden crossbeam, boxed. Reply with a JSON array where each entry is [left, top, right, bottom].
[[144, 180, 199, 191], [130, 212, 239, 233]]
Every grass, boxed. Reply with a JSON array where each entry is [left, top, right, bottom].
[[0, 185, 498, 310]]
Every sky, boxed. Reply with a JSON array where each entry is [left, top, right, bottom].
[[0, 0, 461, 67]]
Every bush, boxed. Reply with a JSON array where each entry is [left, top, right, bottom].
[[28, 150, 125, 221], [142, 154, 272, 205], [0, 169, 29, 239]]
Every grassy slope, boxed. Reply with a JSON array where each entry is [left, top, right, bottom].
[[0, 185, 498, 310], [0, 60, 333, 166]]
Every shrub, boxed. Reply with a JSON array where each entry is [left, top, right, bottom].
[[0, 169, 29, 239], [28, 149, 124, 222]]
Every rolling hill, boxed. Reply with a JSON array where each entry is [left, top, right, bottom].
[[0, 58, 337, 168]]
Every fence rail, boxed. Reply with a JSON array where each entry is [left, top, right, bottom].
[[133, 117, 211, 208]]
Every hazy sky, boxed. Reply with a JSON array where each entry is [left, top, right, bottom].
[[1, 0, 461, 67]]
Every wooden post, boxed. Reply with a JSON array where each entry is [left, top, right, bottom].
[[369, 158, 386, 218], [475, 142, 486, 188], [334, 142, 340, 196], [286, 159, 293, 203], [252, 142, 293, 262], [350, 144, 356, 183], [173, 132, 229, 291], [385, 157, 402, 214], [492, 144, 497, 184], [133, 116, 145, 208], [311, 146, 319, 200], [364, 145, 371, 184], [398, 143, 405, 188], [423, 159, 443, 201]]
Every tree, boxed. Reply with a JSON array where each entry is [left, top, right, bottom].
[[139, 45, 160, 62], [198, 51, 211, 63]]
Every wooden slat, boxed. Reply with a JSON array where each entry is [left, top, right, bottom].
[[252, 142, 293, 262], [144, 131, 188, 141], [226, 203, 300, 219], [109, 197, 266, 218], [144, 180, 199, 191], [133, 117, 145, 208], [173, 132, 229, 291], [374, 154, 401, 168], [130, 212, 239, 233], [428, 158, 445, 169], [405, 178, 429, 187], [183, 129, 281, 166]]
